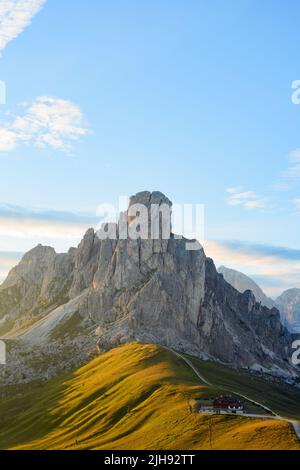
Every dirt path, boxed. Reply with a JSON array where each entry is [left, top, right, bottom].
[[165, 346, 300, 441]]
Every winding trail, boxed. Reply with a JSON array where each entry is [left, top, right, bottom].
[[164, 346, 300, 441]]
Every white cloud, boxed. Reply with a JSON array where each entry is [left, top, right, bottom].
[[225, 187, 267, 209], [0, 0, 46, 53], [0, 214, 91, 281], [0, 202, 98, 256], [0, 127, 18, 150], [0, 217, 88, 240], [272, 182, 291, 192], [226, 186, 242, 194], [0, 97, 90, 153]]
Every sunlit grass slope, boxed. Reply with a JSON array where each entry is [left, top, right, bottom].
[[0, 342, 299, 450], [186, 354, 300, 421]]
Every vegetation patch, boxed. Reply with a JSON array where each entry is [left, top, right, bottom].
[[0, 343, 299, 450]]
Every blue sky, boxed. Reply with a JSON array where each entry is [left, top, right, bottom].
[[1, 0, 300, 296]]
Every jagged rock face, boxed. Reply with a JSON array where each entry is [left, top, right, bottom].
[[91, 235, 206, 353], [276, 289, 300, 333], [69, 228, 101, 297], [0, 245, 74, 335], [0, 191, 297, 377], [205, 261, 291, 368], [218, 266, 276, 310], [217, 266, 300, 334]]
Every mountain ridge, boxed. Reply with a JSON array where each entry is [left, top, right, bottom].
[[0, 191, 298, 386], [217, 265, 300, 333], [217, 265, 276, 309]]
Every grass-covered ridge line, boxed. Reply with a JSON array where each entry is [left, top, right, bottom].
[[0, 342, 299, 450]]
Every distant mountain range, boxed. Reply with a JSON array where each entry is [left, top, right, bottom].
[[218, 266, 300, 333]]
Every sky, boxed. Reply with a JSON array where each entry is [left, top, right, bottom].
[[1, 0, 300, 297]]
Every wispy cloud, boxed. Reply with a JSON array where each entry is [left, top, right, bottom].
[[226, 187, 267, 209], [0, 200, 123, 282], [0, 202, 98, 255], [272, 181, 292, 192], [282, 149, 300, 178], [0, 203, 99, 282], [0, 217, 90, 240], [0, 203, 97, 237], [204, 239, 300, 298], [0, 203, 97, 223], [0, 0, 46, 53], [0, 97, 90, 153], [292, 198, 300, 213]]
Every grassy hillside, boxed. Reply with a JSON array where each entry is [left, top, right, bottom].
[[186, 355, 300, 420], [0, 342, 299, 450]]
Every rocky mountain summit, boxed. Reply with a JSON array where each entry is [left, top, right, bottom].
[[0, 191, 298, 385]]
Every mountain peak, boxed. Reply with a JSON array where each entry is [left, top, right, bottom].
[[128, 191, 172, 209], [22, 244, 56, 261], [0, 192, 297, 382]]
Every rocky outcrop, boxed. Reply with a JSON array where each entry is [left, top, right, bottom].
[[276, 289, 300, 333], [0, 191, 298, 381], [218, 266, 276, 309], [206, 261, 291, 370], [0, 245, 74, 335], [217, 266, 300, 334]]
